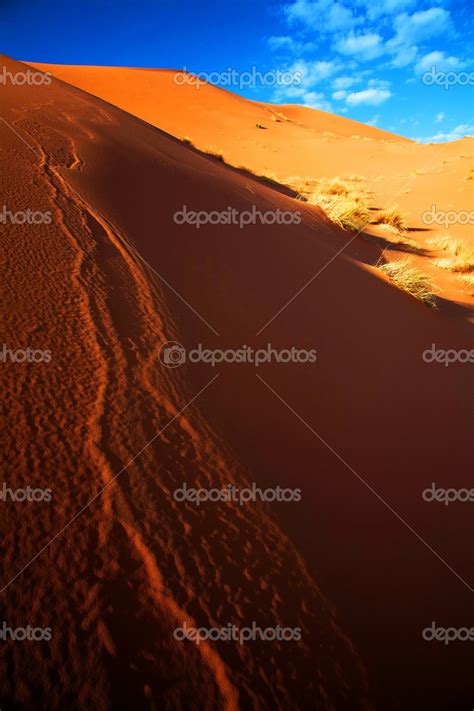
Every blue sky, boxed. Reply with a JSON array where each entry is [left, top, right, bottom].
[[1, 0, 473, 142]]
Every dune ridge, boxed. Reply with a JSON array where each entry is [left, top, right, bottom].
[[31, 61, 474, 312]]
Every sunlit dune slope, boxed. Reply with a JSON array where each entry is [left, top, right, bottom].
[[30, 63, 404, 144], [31, 61, 474, 296], [30, 63, 473, 236]]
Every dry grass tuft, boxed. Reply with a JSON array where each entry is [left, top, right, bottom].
[[305, 177, 370, 231], [309, 193, 370, 230], [378, 259, 437, 308], [373, 205, 407, 233], [342, 174, 366, 182], [316, 178, 352, 196], [432, 236, 474, 274], [426, 234, 451, 251], [455, 273, 474, 294]]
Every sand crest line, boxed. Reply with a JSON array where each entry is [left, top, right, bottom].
[[256, 373, 474, 594], [0, 115, 220, 336]]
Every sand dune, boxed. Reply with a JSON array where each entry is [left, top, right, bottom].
[[1, 55, 473, 709], [31, 62, 474, 314]]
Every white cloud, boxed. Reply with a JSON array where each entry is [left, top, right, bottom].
[[435, 112, 446, 123], [268, 36, 298, 51], [267, 35, 316, 53], [415, 123, 474, 143], [302, 90, 333, 111], [285, 0, 320, 24], [332, 89, 347, 99], [271, 78, 333, 111], [390, 44, 418, 68], [346, 87, 392, 105], [284, 0, 362, 32], [325, 3, 359, 31], [384, 9, 453, 69], [273, 86, 307, 100], [332, 75, 358, 90], [274, 86, 332, 110], [364, 0, 415, 19], [414, 50, 461, 74], [367, 78, 390, 89], [336, 32, 385, 61], [289, 59, 339, 87], [391, 8, 452, 47]]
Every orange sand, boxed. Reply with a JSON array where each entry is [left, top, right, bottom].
[[0, 56, 472, 709]]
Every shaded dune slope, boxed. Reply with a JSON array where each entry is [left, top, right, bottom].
[[1, 56, 473, 710], [1, 55, 371, 710]]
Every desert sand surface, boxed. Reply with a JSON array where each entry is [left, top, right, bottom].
[[32, 63, 474, 316], [1, 55, 473, 710]]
